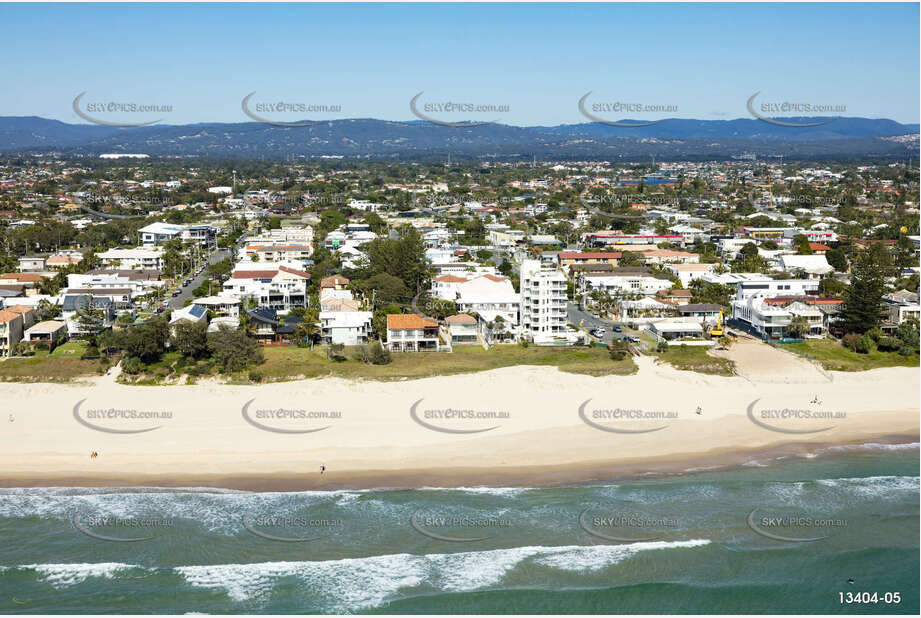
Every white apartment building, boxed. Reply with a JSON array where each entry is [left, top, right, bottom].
[[520, 260, 568, 343], [580, 270, 673, 297], [223, 265, 310, 312], [97, 247, 164, 271], [138, 222, 218, 247], [432, 273, 520, 327], [735, 279, 820, 300]]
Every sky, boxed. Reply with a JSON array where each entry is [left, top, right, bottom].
[[1, 2, 919, 126]]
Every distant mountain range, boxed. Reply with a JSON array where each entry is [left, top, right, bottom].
[[0, 116, 917, 161]]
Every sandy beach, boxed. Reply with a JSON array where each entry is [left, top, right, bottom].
[[1, 352, 917, 490]]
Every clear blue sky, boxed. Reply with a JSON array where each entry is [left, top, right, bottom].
[[2, 2, 918, 125]]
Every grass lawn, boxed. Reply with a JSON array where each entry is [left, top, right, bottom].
[[649, 343, 736, 376], [780, 339, 920, 371], [256, 344, 637, 382], [0, 341, 105, 382]]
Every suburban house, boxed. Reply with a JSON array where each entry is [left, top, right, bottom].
[[666, 263, 716, 287], [61, 295, 115, 337], [656, 288, 693, 306], [320, 310, 373, 346], [647, 317, 705, 342], [677, 303, 723, 327], [385, 313, 440, 352], [641, 249, 700, 265], [192, 295, 241, 317], [0, 272, 45, 292], [883, 291, 921, 326], [223, 266, 311, 312], [443, 313, 479, 345], [169, 304, 208, 326], [0, 308, 24, 356], [23, 320, 67, 350], [556, 251, 621, 269], [320, 275, 351, 291], [777, 254, 833, 278]]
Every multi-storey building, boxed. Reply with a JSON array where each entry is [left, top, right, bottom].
[[520, 260, 568, 343]]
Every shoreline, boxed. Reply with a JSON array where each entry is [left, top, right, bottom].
[[2, 434, 916, 492]]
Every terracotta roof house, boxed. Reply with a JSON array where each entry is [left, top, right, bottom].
[[385, 313, 440, 352]]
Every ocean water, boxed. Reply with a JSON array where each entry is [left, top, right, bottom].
[[0, 445, 917, 614]]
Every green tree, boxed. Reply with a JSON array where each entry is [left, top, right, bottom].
[[840, 245, 893, 334], [171, 320, 209, 359], [207, 326, 263, 373]]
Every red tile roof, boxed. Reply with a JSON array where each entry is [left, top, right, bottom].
[[387, 314, 438, 330], [558, 252, 622, 260], [231, 270, 278, 279]]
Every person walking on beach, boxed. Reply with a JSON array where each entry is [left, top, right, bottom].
[[320, 464, 326, 474], [695, 406, 702, 416]]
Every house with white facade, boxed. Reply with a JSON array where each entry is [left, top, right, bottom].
[[97, 247, 164, 271], [222, 265, 310, 312], [580, 268, 673, 298], [320, 310, 373, 346], [385, 313, 441, 352]]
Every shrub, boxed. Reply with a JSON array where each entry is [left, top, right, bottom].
[[608, 340, 628, 361], [81, 345, 100, 359], [248, 370, 263, 383], [876, 336, 901, 352], [367, 340, 391, 365], [121, 356, 143, 374], [855, 334, 874, 354], [842, 333, 860, 351], [656, 341, 668, 353]]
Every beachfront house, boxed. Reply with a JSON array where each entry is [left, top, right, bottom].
[[320, 310, 373, 346], [23, 320, 68, 351], [443, 313, 479, 345], [385, 313, 441, 352]]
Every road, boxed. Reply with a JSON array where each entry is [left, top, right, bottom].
[[566, 301, 625, 345], [166, 246, 232, 309]]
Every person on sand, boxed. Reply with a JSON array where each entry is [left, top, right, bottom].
[[695, 406, 702, 416], [320, 464, 326, 474]]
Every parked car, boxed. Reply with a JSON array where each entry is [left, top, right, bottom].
[[171, 290, 181, 297], [612, 325, 623, 333], [627, 336, 640, 343]]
